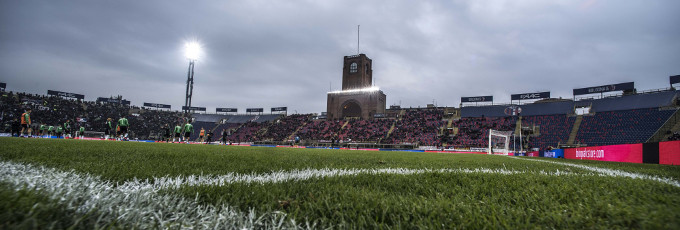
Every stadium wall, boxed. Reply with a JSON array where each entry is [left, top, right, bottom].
[[583, 90, 678, 113], [461, 101, 574, 117], [461, 90, 678, 118]]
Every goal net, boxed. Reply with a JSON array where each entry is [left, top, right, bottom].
[[488, 130, 512, 155]]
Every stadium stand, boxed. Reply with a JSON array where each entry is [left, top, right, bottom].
[[521, 115, 575, 150], [258, 114, 310, 141], [339, 118, 392, 143], [385, 109, 445, 146], [446, 117, 516, 148], [0, 91, 183, 139], [2, 88, 678, 150], [296, 120, 345, 142], [575, 108, 676, 146], [225, 121, 268, 143]]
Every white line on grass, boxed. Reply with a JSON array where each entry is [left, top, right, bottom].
[[0, 161, 578, 228], [508, 157, 680, 188], [0, 161, 299, 229], [136, 167, 571, 190]]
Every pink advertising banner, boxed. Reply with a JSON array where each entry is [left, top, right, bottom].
[[564, 144, 643, 163]]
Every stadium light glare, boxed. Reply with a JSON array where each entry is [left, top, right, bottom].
[[328, 87, 381, 94], [185, 41, 201, 61]]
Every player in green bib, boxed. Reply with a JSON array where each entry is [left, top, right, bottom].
[[63, 120, 72, 139], [183, 122, 193, 144], [55, 125, 64, 138], [39, 123, 47, 137], [78, 126, 85, 139], [48, 125, 55, 137], [105, 118, 114, 140], [173, 124, 183, 142], [118, 116, 129, 140]]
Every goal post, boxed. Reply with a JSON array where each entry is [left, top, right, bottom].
[[488, 129, 511, 155]]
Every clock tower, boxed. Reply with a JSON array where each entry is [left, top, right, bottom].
[[327, 53, 386, 120], [342, 54, 373, 90]]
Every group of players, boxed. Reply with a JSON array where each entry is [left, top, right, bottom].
[[13, 108, 131, 141], [13, 108, 227, 144], [159, 122, 216, 144]]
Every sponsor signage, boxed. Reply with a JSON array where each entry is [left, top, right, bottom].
[[659, 141, 680, 165], [181, 106, 206, 111], [216, 108, 237, 113], [671, 75, 680, 85], [271, 107, 287, 112], [97, 97, 131, 105], [143, 102, 171, 109], [573, 82, 634, 96], [47, 90, 85, 100], [504, 105, 522, 116], [564, 143, 642, 163], [510, 92, 550, 101], [246, 108, 264, 113], [461, 96, 493, 103]]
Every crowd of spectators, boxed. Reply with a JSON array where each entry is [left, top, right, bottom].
[[1, 91, 183, 139], [296, 120, 345, 142], [6, 90, 672, 149], [445, 116, 516, 148], [226, 121, 268, 143], [258, 114, 310, 141], [338, 119, 392, 142], [385, 109, 445, 146]]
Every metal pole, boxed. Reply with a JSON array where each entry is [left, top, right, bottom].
[[357, 25, 360, 55], [184, 60, 195, 114], [520, 128, 523, 154]]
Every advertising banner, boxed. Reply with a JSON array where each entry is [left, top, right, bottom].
[[573, 82, 634, 96], [564, 144, 642, 163], [461, 96, 493, 103], [671, 75, 680, 85], [271, 107, 287, 112], [246, 108, 264, 113], [510, 92, 550, 101], [97, 97, 131, 105], [143, 103, 171, 109], [217, 108, 237, 113], [47, 90, 85, 100], [659, 140, 680, 165], [181, 106, 206, 111]]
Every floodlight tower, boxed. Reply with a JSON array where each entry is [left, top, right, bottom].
[[184, 42, 200, 114]]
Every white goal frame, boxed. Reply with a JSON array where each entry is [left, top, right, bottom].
[[488, 129, 511, 155]]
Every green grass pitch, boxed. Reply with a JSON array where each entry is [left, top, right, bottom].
[[1, 137, 679, 229]]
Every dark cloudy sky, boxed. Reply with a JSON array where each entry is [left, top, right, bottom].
[[1, 0, 678, 114]]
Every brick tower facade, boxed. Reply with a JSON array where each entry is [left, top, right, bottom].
[[327, 54, 386, 120]]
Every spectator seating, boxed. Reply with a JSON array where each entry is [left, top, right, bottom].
[[576, 108, 676, 146], [521, 115, 574, 150], [259, 114, 310, 141], [386, 109, 445, 146]]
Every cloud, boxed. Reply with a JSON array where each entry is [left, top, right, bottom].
[[1, 0, 678, 113]]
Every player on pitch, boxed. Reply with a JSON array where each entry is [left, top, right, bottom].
[[20, 108, 32, 138], [104, 118, 114, 140], [199, 128, 206, 142], [118, 116, 129, 140], [173, 123, 182, 142], [183, 121, 193, 144]]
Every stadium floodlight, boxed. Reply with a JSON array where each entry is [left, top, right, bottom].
[[184, 41, 201, 61]]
